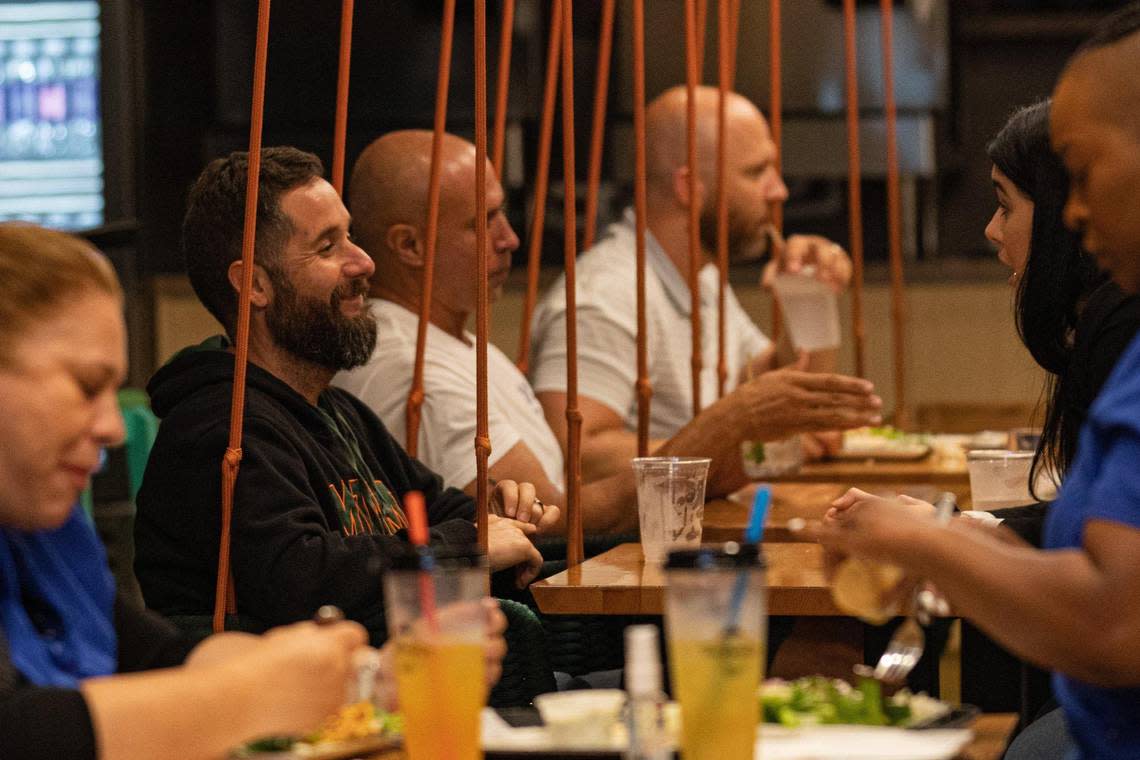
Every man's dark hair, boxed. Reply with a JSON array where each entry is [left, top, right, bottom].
[[1075, 1, 1140, 56], [182, 146, 324, 336]]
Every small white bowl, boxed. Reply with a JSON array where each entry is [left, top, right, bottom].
[[534, 689, 627, 748]]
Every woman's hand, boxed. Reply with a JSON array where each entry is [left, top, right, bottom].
[[804, 488, 937, 565], [242, 620, 369, 736]]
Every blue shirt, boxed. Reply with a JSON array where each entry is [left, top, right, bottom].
[[1045, 330, 1140, 759]]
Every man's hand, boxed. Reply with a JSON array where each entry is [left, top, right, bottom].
[[491, 479, 561, 534], [731, 366, 882, 441], [762, 234, 852, 294], [801, 431, 843, 462], [487, 514, 544, 588]]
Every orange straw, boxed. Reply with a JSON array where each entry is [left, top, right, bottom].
[[683, 0, 703, 419], [515, 0, 562, 373], [330, 0, 354, 195], [406, 0, 457, 457], [632, 0, 652, 457], [843, 0, 867, 377], [491, 0, 515, 177], [561, 0, 584, 567], [582, 0, 615, 250], [214, 0, 272, 634], [881, 0, 908, 427], [474, 0, 491, 552], [403, 491, 439, 632]]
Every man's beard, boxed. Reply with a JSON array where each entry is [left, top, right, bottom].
[[265, 272, 377, 372], [698, 203, 768, 262]]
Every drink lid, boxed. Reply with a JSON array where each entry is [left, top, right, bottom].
[[664, 541, 764, 570]]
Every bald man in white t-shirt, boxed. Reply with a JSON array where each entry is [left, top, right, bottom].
[[337, 130, 881, 533]]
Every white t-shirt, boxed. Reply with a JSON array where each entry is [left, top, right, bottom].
[[334, 299, 565, 492], [528, 209, 772, 440]]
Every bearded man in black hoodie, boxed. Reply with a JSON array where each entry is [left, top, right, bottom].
[[134, 147, 556, 645]]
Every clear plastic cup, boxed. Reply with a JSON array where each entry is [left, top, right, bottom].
[[383, 547, 488, 760], [665, 543, 766, 760], [632, 457, 711, 563], [966, 449, 1034, 510], [770, 266, 842, 351], [741, 437, 804, 479]]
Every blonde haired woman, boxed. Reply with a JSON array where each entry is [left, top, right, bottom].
[[0, 223, 374, 759]]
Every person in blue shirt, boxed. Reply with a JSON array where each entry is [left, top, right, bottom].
[[803, 5, 1140, 758], [0, 223, 507, 760]]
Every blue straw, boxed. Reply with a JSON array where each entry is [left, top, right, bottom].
[[744, 485, 771, 544], [724, 485, 771, 634]]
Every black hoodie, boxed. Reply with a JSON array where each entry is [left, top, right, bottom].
[[134, 338, 476, 643]]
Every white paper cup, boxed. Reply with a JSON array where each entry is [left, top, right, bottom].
[[967, 449, 1034, 510], [770, 268, 841, 351], [534, 690, 626, 747]]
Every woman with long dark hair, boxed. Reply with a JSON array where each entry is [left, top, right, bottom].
[[984, 99, 1140, 539]]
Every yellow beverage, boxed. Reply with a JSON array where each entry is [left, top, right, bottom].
[[669, 637, 764, 760], [395, 638, 484, 760]]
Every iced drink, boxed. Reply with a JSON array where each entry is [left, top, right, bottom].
[[665, 543, 766, 760], [669, 637, 763, 760], [394, 639, 484, 760], [383, 547, 488, 760]]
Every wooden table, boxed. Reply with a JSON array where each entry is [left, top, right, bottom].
[[777, 456, 969, 494], [532, 541, 864, 679], [532, 542, 841, 617], [704, 483, 845, 542]]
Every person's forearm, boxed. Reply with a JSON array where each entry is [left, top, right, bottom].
[[577, 428, 660, 481], [580, 469, 641, 534], [657, 401, 748, 500], [82, 662, 270, 760], [903, 520, 1138, 685], [183, 631, 262, 669]]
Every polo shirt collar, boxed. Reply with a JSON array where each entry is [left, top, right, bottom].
[[620, 207, 696, 316]]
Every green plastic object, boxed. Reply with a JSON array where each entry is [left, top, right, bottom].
[[116, 389, 158, 500]]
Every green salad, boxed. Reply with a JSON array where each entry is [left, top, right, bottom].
[[237, 704, 403, 756], [759, 676, 949, 728]]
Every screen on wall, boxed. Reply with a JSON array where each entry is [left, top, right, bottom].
[[0, 1, 103, 230]]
